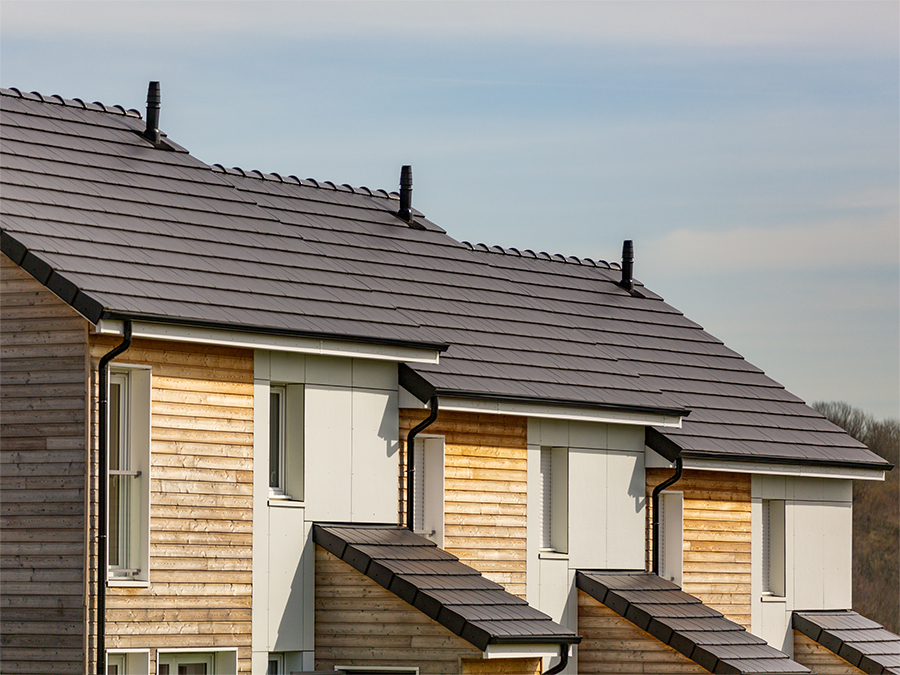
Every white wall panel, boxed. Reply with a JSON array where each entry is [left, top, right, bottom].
[[790, 501, 825, 609], [607, 424, 643, 452], [303, 385, 352, 521], [350, 388, 400, 522], [822, 502, 852, 608], [607, 451, 646, 569], [268, 506, 308, 649], [568, 449, 607, 567]]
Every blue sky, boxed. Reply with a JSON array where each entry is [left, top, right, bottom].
[[3, 1, 898, 419]]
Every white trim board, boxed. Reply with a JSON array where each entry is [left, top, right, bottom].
[[94, 320, 441, 364], [645, 447, 885, 481], [400, 389, 683, 428]]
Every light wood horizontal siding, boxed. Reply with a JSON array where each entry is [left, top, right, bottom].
[[577, 590, 710, 674], [792, 631, 866, 674], [400, 410, 528, 597], [1, 254, 90, 675], [89, 336, 254, 673], [646, 469, 752, 628], [315, 546, 481, 674]]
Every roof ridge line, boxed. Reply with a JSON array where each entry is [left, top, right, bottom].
[[2, 87, 142, 119], [209, 164, 399, 200], [462, 241, 616, 270]]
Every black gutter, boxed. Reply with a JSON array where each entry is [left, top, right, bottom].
[[405, 396, 438, 531], [651, 456, 683, 577], [543, 644, 570, 675], [96, 320, 133, 675]]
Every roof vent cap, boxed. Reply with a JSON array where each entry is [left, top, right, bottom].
[[143, 81, 161, 144]]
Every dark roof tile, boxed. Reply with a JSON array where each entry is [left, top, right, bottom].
[[793, 610, 900, 674], [313, 523, 579, 651], [577, 571, 808, 674]]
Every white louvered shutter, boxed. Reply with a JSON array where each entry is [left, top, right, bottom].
[[413, 440, 426, 532], [540, 448, 552, 549]]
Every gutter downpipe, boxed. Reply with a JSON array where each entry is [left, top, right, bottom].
[[405, 396, 438, 531], [651, 455, 683, 576], [96, 320, 133, 675], [543, 644, 570, 675]]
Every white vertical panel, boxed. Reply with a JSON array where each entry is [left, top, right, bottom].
[[268, 505, 307, 650], [607, 451, 645, 569], [791, 501, 825, 608], [303, 385, 352, 521], [350, 388, 399, 522], [567, 449, 607, 568], [822, 502, 852, 608]]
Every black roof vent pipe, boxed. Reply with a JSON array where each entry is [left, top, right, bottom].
[[619, 239, 634, 292], [398, 165, 413, 223], [143, 81, 161, 144]]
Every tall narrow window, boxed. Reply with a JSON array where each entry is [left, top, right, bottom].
[[107, 368, 149, 582], [762, 499, 785, 596], [269, 386, 286, 494], [268, 384, 303, 501], [540, 447, 567, 553]]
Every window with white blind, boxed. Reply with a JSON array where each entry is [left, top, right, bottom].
[[107, 367, 151, 584], [658, 491, 683, 586], [539, 447, 567, 553], [762, 499, 785, 596], [268, 384, 303, 500]]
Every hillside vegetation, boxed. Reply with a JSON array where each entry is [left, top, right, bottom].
[[813, 401, 899, 633]]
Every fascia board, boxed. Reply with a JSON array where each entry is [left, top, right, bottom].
[[94, 320, 441, 364], [483, 644, 560, 662], [646, 448, 885, 481], [437, 396, 684, 428]]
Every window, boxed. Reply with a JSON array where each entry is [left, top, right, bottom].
[[267, 654, 283, 675], [762, 499, 785, 596], [539, 447, 568, 553], [107, 367, 151, 583], [157, 650, 237, 675], [106, 650, 150, 674], [658, 491, 684, 586], [268, 384, 303, 500], [412, 437, 444, 545]]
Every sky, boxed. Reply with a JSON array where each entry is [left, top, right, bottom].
[[2, 1, 898, 419]]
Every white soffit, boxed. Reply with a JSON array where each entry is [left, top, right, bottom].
[[94, 320, 441, 364], [645, 447, 886, 482], [430, 394, 684, 428]]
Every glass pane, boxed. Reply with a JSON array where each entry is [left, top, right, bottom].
[[179, 664, 207, 675], [107, 665, 118, 675], [269, 391, 281, 488], [159, 666, 169, 675]]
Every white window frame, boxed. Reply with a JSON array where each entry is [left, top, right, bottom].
[[106, 649, 150, 675], [761, 499, 785, 597], [659, 491, 684, 587], [540, 446, 568, 553], [157, 648, 238, 675], [268, 384, 304, 501], [107, 366, 151, 585]]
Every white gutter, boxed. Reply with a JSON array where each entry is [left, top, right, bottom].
[[645, 447, 886, 481], [400, 388, 684, 428], [94, 320, 441, 364]]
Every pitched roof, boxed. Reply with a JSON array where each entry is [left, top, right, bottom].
[[577, 571, 809, 674], [793, 610, 900, 674], [313, 523, 580, 650], [0, 86, 889, 471]]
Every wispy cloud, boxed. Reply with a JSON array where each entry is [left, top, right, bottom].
[[644, 213, 899, 277], [4, 1, 898, 55]]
